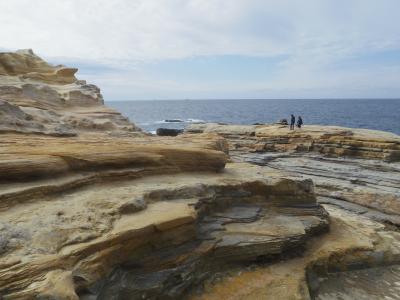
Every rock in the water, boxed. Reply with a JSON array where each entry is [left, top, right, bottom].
[[276, 118, 288, 125], [156, 128, 183, 136]]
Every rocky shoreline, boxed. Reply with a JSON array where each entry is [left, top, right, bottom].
[[1, 50, 400, 300]]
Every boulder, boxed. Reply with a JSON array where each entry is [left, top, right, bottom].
[[276, 118, 288, 125], [156, 128, 183, 136]]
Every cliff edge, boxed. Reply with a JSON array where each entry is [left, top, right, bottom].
[[0, 49, 141, 136]]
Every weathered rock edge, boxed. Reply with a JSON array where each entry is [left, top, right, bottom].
[[0, 49, 142, 135]]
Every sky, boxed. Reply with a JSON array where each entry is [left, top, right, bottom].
[[1, 0, 400, 100]]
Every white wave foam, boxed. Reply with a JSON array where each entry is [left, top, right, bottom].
[[150, 118, 205, 124], [186, 118, 205, 123]]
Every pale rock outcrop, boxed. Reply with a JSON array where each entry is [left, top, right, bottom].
[[0, 49, 141, 135], [0, 49, 77, 84]]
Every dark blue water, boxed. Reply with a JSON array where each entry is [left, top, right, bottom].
[[107, 99, 400, 135]]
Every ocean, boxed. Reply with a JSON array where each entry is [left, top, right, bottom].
[[107, 99, 400, 135]]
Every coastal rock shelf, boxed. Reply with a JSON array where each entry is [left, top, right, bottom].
[[186, 123, 400, 161], [235, 152, 400, 220], [184, 122, 400, 299], [0, 164, 328, 299], [2, 50, 400, 299], [0, 50, 328, 299], [188, 205, 400, 300]]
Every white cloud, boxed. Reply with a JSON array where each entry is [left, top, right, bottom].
[[1, 0, 400, 98], [1, 0, 398, 62]]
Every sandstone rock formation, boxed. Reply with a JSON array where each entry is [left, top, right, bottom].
[[185, 123, 400, 299], [189, 204, 400, 300], [0, 49, 141, 135], [0, 132, 328, 299], [1, 50, 400, 300], [186, 123, 400, 219], [186, 123, 400, 161], [0, 51, 330, 299]]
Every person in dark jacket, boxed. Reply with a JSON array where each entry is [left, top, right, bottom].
[[290, 114, 295, 130], [297, 116, 303, 128]]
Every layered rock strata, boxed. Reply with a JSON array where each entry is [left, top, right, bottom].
[[189, 204, 400, 300], [0, 49, 141, 135], [0, 51, 329, 300], [2, 49, 400, 300], [187, 124, 400, 220], [186, 123, 400, 161], [185, 123, 400, 299], [0, 161, 328, 299]]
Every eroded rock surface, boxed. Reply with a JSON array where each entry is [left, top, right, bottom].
[[185, 122, 400, 299], [186, 123, 400, 161], [0, 51, 329, 300], [2, 49, 400, 300], [0, 49, 141, 135], [0, 163, 328, 299], [188, 205, 400, 300], [235, 152, 400, 221]]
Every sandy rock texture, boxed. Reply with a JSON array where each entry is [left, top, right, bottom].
[[186, 123, 400, 161], [0, 49, 140, 135], [185, 122, 400, 299], [0, 51, 329, 299], [189, 123, 400, 220], [2, 49, 400, 300], [189, 204, 400, 300], [0, 134, 328, 299]]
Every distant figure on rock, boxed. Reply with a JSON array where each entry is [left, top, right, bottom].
[[290, 114, 295, 130], [297, 116, 303, 128]]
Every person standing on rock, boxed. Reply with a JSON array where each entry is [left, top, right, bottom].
[[290, 114, 295, 130], [297, 116, 303, 128]]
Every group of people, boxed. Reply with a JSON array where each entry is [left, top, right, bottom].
[[290, 114, 303, 130]]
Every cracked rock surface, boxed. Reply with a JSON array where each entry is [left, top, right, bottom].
[[2, 50, 400, 300], [185, 123, 400, 300]]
